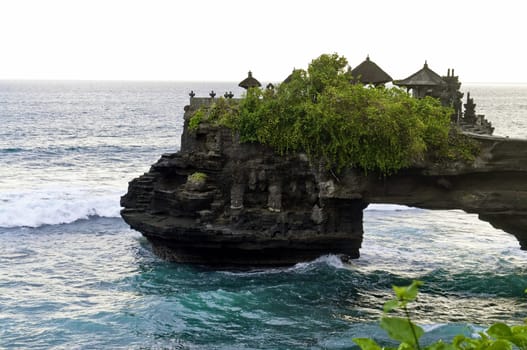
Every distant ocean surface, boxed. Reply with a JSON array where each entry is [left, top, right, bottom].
[[1, 81, 526, 349]]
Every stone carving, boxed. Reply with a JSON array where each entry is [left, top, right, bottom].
[[460, 92, 494, 134], [267, 183, 282, 212]]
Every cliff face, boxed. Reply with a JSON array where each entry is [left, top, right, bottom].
[[121, 98, 527, 266]]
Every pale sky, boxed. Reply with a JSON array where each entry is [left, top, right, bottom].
[[0, 0, 526, 83]]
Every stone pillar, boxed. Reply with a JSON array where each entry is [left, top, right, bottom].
[[267, 183, 282, 212], [322, 198, 367, 258]]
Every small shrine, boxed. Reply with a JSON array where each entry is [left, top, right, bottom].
[[394, 61, 446, 98], [350, 55, 392, 86], [238, 71, 261, 90], [395, 62, 493, 134]]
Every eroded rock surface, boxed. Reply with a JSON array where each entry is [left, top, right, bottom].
[[121, 98, 527, 265]]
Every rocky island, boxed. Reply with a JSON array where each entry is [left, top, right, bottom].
[[121, 55, 527, 266]]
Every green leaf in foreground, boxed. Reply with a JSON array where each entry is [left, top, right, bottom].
[[384, 280, 424, 312], [383, 299, 400, 313], [380, 316, 424, 346], [352, 338, 382, 350], [393, 280, 423, 303], [359, 281, 527, 350], [487, 323, 513, 338], [487, 339, 513, 350], [424, 340, 456, 350]]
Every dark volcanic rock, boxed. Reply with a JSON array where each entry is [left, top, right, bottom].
[[121, 98, 365, 266], [121, 98, 527, 266]]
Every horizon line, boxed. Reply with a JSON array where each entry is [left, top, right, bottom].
[[2, 78, 527, 85]]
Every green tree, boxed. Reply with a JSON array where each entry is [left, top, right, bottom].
[[190, 53, 478, 175]]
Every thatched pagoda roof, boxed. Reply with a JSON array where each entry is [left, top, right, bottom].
[[350, 56, 392, 85], [238, 71, 261, 89], [394, 62, 446, 87], [283, 73, 293, 84]]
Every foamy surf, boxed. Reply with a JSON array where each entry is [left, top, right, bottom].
[[292, 254, 347, 270], [219, 254, 350, 276], [0, 186, 122, 228], [365, 204, 420, 211]]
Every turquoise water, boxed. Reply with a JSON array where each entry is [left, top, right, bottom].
[[0, 81, 526, 349]]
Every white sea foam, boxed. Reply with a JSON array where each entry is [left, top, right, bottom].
[[220, 254, 348, 276], [291, 254, 346, 271], [0, 186, 123, 228], [365, 204, 418, 211]]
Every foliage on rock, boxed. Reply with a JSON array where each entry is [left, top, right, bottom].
[[188, 98, 239, 131], [189, 53, 479, 175], [188, 172, 207, 182]]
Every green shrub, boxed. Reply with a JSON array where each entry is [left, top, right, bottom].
[[353, 281, 527, 350], [188, 109, 205, 131], [188, 97, 239, 132], [189, 53, 479, 175]]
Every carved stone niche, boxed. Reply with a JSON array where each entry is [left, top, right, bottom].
[[267, 183, 282, 212], [230, 183, 245, 210]]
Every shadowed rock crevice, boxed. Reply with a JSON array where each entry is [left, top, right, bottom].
[[121, 98, 527, 265]]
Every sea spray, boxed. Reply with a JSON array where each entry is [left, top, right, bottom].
[[0, 186, 122, 227]]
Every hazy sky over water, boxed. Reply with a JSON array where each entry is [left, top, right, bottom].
[[1, 0, 525, 83]]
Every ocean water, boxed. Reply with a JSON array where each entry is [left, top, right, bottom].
[[0, 81, 526, 349]]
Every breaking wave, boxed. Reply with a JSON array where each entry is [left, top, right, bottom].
[[0, 187, 122, 228], [291, 254, 347, 270], [365, 204, 420, 211]]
